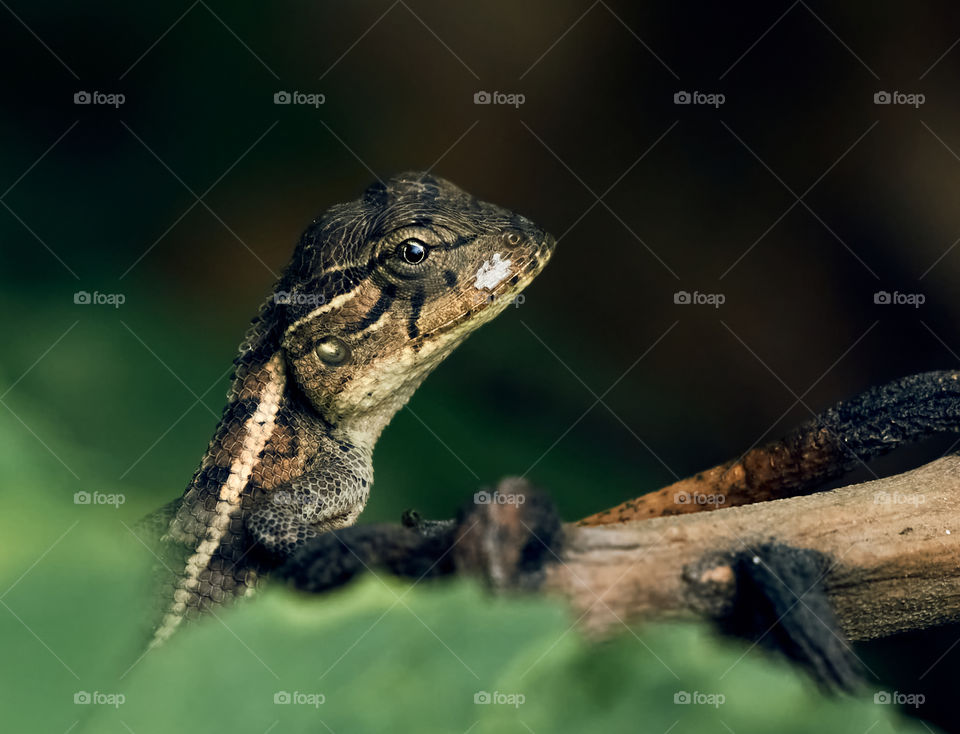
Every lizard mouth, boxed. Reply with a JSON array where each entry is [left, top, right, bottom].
[[487, 232, 556, 297], [416, 233, 556, 344]]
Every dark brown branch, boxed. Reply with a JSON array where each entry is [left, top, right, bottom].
[[579, 371, 960, 525]]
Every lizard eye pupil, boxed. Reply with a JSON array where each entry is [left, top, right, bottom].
[[314, 336, 350, 365], [399, 239, 427, 264]]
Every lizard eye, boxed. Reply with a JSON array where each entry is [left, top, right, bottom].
[[314, 335, 350, 365], [398, 239, 428, 264]]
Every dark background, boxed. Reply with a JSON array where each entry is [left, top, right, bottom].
[[2, 1, 960, 730]]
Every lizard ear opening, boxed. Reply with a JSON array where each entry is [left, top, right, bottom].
[[314, 335, 351, 366]]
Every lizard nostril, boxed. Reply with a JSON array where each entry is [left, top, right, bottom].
[[504, 232, 522, 246]]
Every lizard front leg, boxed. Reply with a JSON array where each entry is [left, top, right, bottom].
[[245, 434, 373, 560]]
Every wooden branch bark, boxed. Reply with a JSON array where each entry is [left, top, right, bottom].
[[543, 456, 960, 641], [286, 456, 960, 648]]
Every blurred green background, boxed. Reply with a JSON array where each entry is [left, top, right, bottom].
[[3, 1, 960, 731]]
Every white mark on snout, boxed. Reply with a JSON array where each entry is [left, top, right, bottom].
[[474, 253, 512, 291]]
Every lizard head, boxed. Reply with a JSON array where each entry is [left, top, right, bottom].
[[275, 171, 555, 444]]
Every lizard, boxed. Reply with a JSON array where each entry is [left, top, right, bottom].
[[143, 171, 556, 646]]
